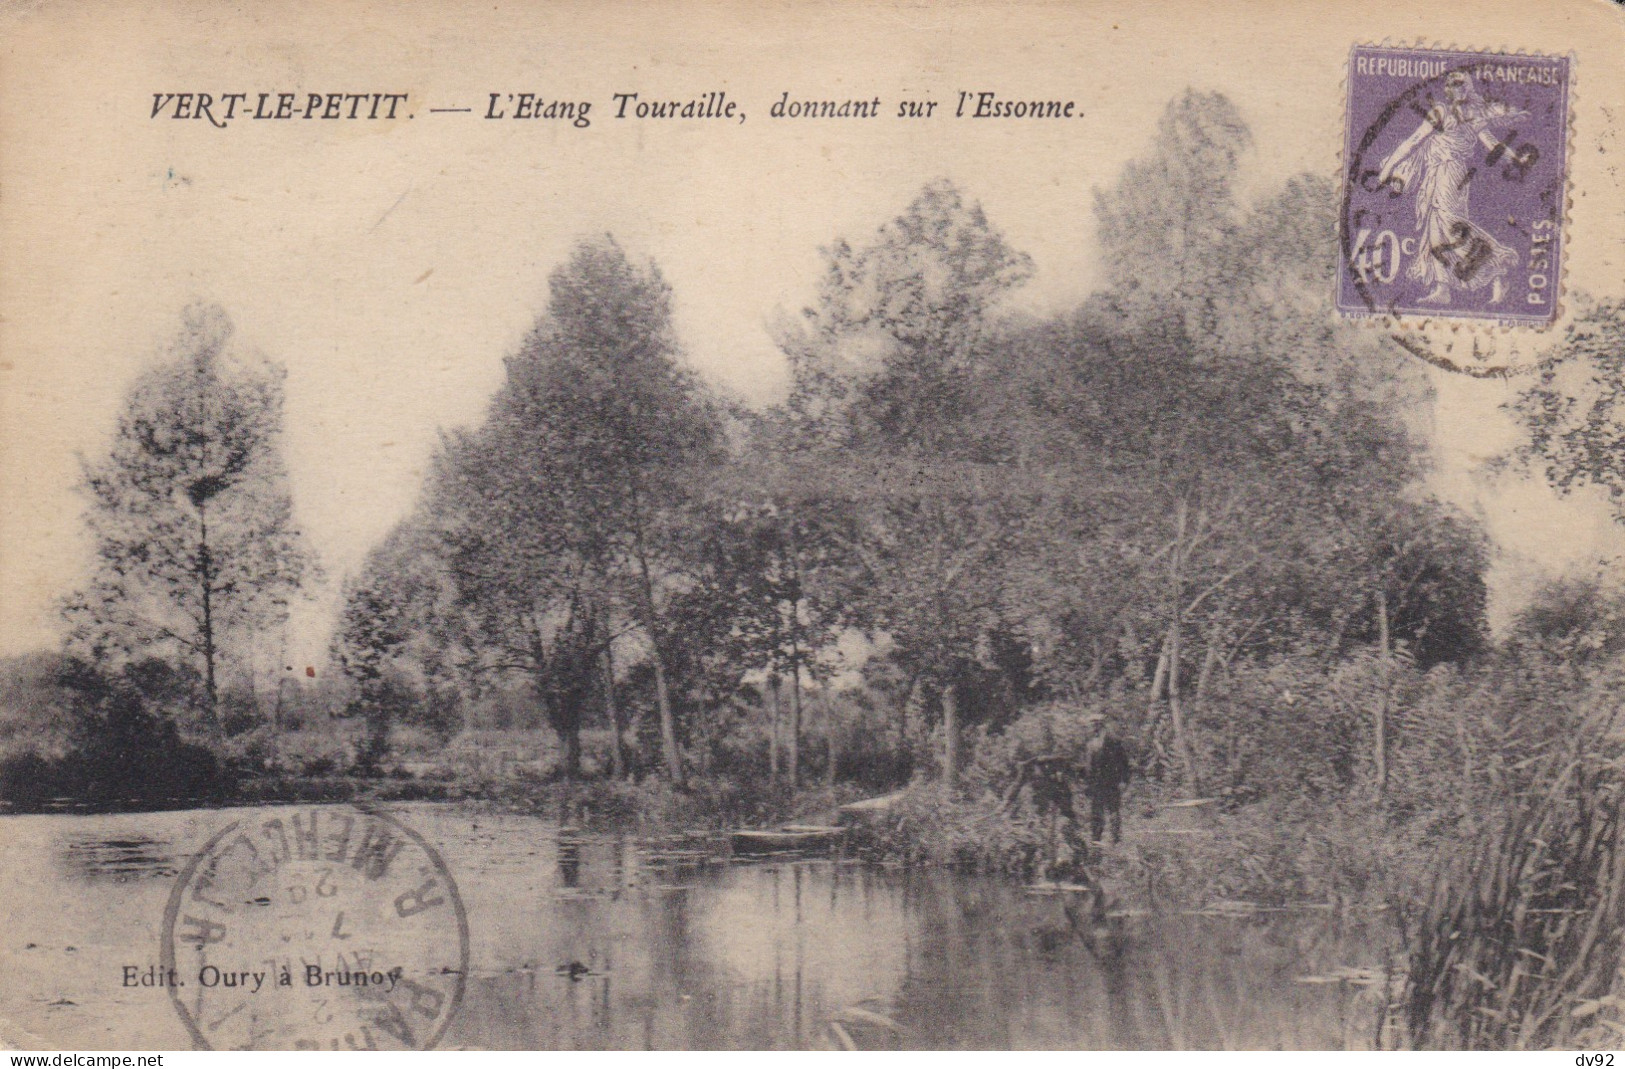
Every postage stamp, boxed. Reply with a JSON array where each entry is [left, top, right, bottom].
[[160, 807, 469, 1050], [1339, 45, 1572, 328]]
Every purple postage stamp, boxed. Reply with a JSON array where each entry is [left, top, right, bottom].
[[1339, 45, 1571, 326]]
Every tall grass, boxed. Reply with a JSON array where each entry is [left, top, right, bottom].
[[1400, 706, 1625, 1049]]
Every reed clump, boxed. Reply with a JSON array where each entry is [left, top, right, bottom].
[[1400, 708, 1625, 1049]]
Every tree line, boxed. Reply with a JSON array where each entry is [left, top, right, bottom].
[[20, 88, 1625, 812], [320, 90, 1489, 796]]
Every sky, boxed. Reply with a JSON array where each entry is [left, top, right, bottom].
[[2, 0, 1623, 665]]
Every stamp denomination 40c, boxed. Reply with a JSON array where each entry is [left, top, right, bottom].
[[1340, 45, 1572, 330], [160, 806, 469, 1051]]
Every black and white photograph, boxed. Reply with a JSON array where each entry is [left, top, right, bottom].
[[1, 0, 1624, 1052]]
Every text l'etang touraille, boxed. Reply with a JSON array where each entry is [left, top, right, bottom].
[[149, 89, 1085, 129]]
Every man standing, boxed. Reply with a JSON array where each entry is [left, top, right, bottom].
[[1084, 717, 1133, 845]]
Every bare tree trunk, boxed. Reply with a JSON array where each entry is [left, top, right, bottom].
[[1168, 500, 1202, 798], [198, 503, 219, 730], [698, 713, 715, 775], [788, 657, 803, 788], [1166, 616, 1201, 797], [270, 633, 289, 771], [768, 674, 781, 784], [1196, 627, 1224, 790], [785, 526, 805, 791], [1375, 588, 1390, 798], [562, 724, 582, 778], [270, 676, 284, 769], [943, 680, 960, 795], [631, 528, 683, 787], [825, 692, 838, 789], [1146, 644, 1169, 723], [1455, 709, 1472, 799], [1195, 627, 1221, 702], [899, 676, 919, 758], [1144, 641, 1171, 774], [652, 654, 682, 786], [602, 643, 625, 780]]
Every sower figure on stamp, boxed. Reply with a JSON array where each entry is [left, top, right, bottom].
[[1083, 716, 1132, 846], [1376, 70, 1526, 306]]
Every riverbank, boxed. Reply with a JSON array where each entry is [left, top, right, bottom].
[[836, 782, 1446, 914], [0, 761, 1441, 917]]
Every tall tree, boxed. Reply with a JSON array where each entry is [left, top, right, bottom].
[[669, 497, 845, 786], [332, 513, 464, 768], [1093, 88, 1251, 334], [64, 303, 313, 729], [418, 238, 723, 783], [782, 178, 1033, 456], [778, 180, 1034, 791]]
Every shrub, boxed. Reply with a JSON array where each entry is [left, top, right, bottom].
[[0, 658, 234, 808], [0, 751, 56, 809], [1400, 705, 1625, 1049]]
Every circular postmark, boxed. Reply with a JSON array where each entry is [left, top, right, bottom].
[[161, 806, 468, 1050], [1339, 46, 1572, 376]]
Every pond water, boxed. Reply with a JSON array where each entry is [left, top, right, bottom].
[[0, 803, 1390, 1050]]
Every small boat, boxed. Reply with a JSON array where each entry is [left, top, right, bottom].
[[729, 825, 845, 855], [837, 790, 910, 822]]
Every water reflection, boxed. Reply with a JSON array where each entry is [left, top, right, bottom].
[[557, 839, 581, 889], [59, 836, 178, 882], [0, 804, 1389, 1050], [428, 810, 1383, 1050]]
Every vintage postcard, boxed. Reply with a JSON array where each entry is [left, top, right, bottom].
[[2, 0, 1624, 1053]]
